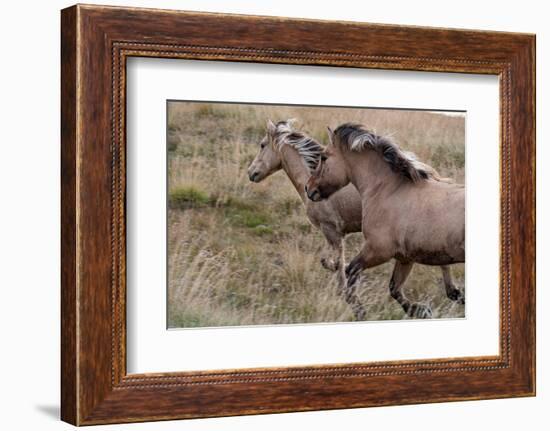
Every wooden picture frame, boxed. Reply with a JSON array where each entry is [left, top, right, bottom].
[[61, 4, 535, 425]]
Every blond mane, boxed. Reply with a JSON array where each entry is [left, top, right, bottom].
[[270, 120, 324, 172], [333, 123, 442, 183]]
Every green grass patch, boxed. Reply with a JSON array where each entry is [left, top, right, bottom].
[[226, 207, 271, 228], [169, 186, 212, 209], [276, 197, 302, 215], [219, 197, 276, 232], [252, 225, 274, 236]]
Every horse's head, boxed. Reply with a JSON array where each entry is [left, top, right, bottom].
[[247, 120, 283, 183], [306, 127, 350, 201]]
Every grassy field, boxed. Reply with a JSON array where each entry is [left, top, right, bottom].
[[167, 102, 465, 328]]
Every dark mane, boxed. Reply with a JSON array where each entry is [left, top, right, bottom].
[[333, 123, 441, 182], [272, 120, 324, 172]]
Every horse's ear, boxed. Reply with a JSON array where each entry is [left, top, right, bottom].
[[266, 119, 276, 135], [326, 127, 334, 145]]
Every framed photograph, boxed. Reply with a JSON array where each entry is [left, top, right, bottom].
[[61, 4, 535, 425]]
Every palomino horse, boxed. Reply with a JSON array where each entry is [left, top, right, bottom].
[[249, 120, 460, 320], [305, 123, 465, 319]]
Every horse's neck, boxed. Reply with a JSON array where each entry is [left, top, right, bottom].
[[347, 151, 402, 201], [279, 145, 310, 201]]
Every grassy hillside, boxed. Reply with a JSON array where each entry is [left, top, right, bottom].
[[167, 102, 465, 328]]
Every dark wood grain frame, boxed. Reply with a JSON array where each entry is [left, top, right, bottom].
[[61, 4, 535, 426]]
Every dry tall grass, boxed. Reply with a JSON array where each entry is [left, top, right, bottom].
[[167, 102, 465, 328]]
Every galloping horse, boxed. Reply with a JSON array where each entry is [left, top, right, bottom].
[[249, 120, 460, 319], [306, 123, 465, 318], [247, 120, 365, 317]]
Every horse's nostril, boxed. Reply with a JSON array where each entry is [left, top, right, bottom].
[[307, 189, 320, 201], [249, 171, 259, 182]]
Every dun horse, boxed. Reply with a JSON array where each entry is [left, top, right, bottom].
[[306, 123, 465, 318], [249, 120, 459, 319], [247, 120, 365, 316]]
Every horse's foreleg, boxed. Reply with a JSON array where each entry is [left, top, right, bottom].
[[441, 265, 465, 304], [342, 244, 392, 320], [321, 232, 365, 310], [327, 238, 347, 298], [388, 261, 431, 319], [334, 244, 346, 297], [319, 226, 344, 273], [319, 228, 354, 310], [345, 243, 388, 288], [317, 240, 366, 320]]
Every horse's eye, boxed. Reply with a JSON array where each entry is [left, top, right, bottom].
[[320, 154, 328, 162], [260, 143, 266, 149]]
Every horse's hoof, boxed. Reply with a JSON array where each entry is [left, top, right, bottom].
[[447, 288, 465, 304], [348, 298, 367, 320], [409, 303, 433, 319], [320, 257, 338, 272], [354, 308, 366, 321], [347, 273, 360, 289]]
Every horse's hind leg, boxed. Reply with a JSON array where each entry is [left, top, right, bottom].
[[390, 261, 432, 319], [342, 279, 367, 321], [441, 265, 465, 304]]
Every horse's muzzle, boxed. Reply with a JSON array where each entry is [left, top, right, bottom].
[[305, 185, 322, 202], [248, 171, 260, 182]]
